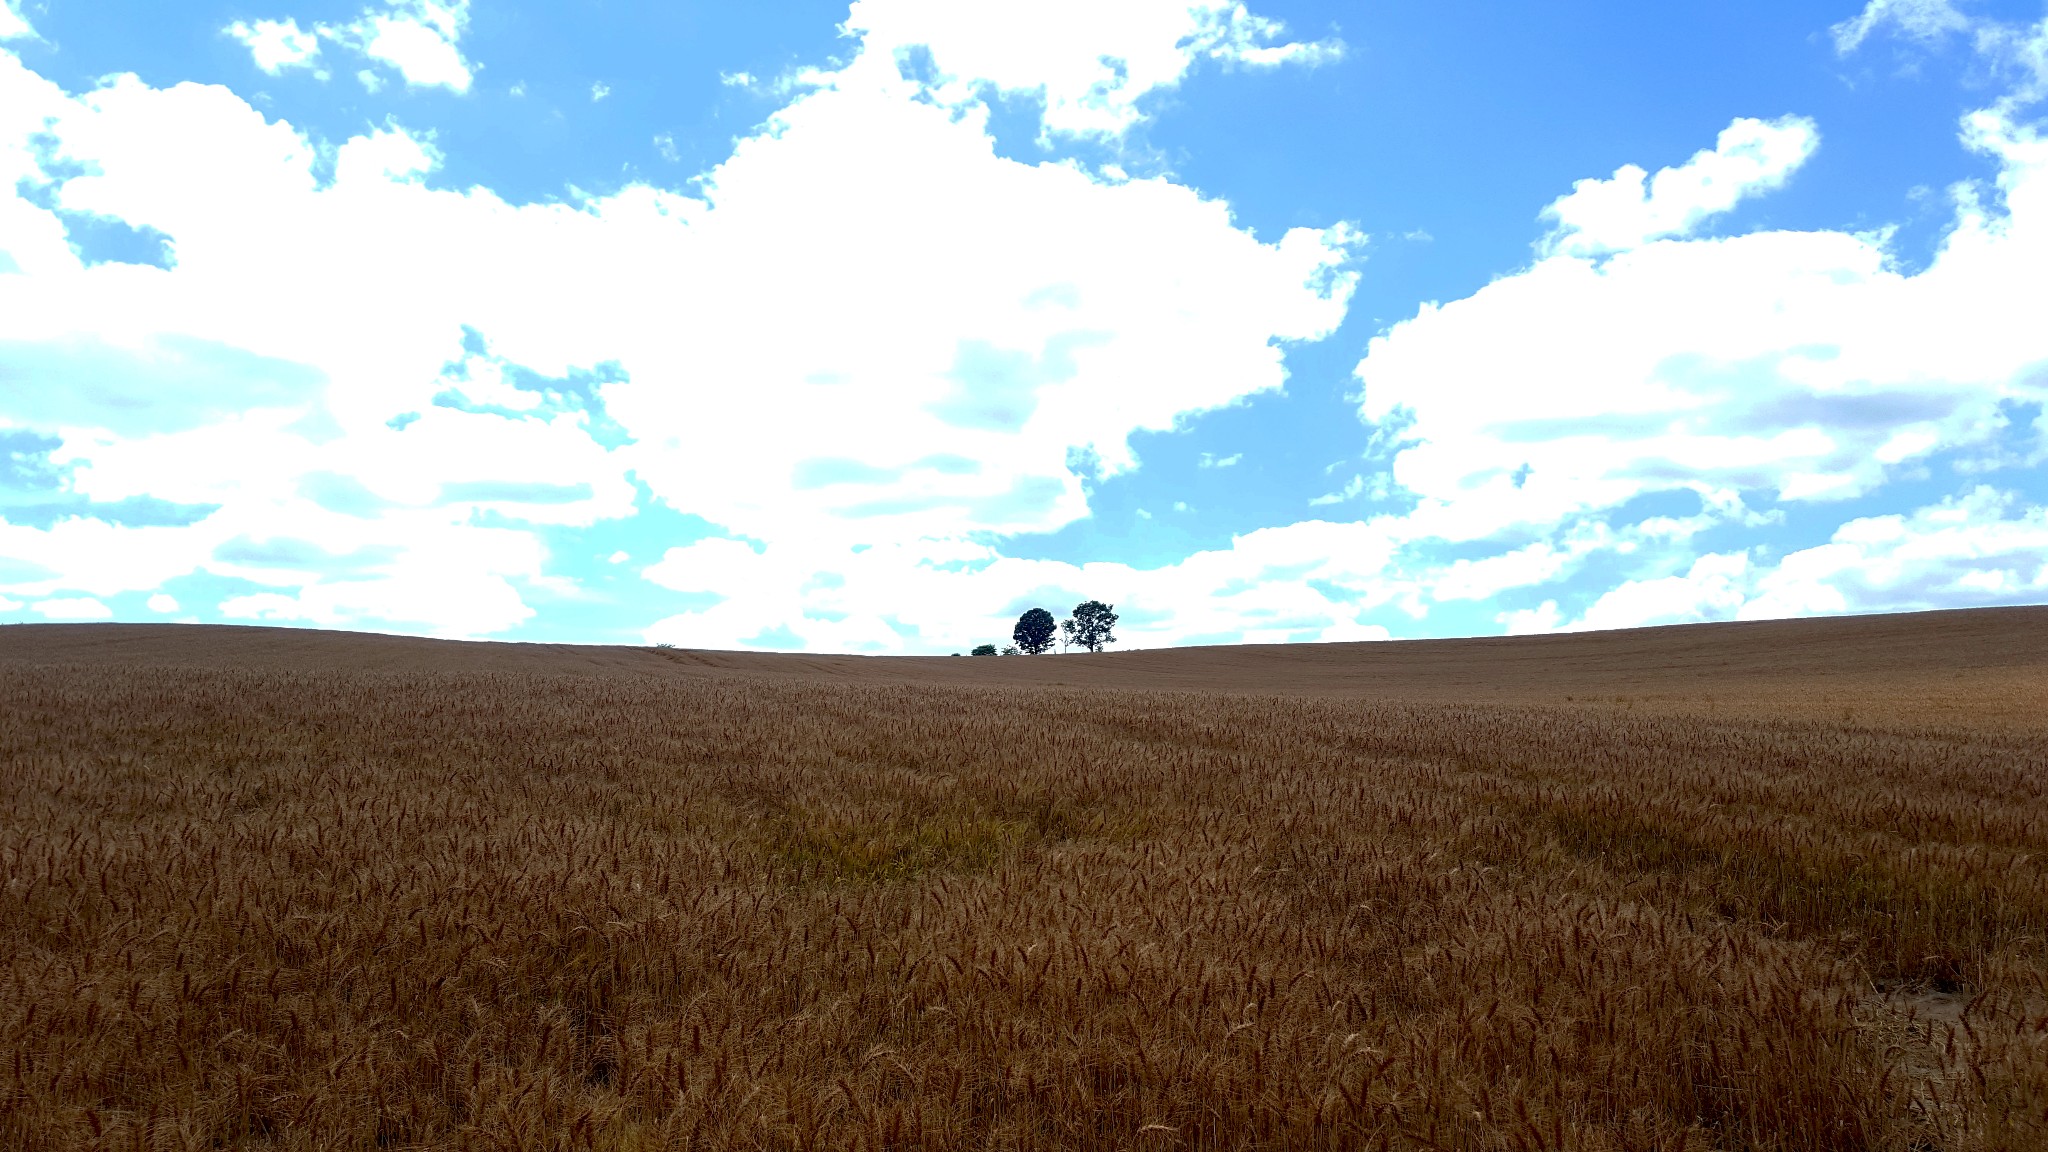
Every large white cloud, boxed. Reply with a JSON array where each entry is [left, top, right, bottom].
[[0, 4, 1355, 642], [1334, 7, 2048, 634], [607, 59, 1357, 547], [1355, 96, 2048, 545]]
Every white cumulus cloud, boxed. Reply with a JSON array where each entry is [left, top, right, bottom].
[[226, 1, 475, 93], [334, 0, 472, 91], [1572, 552, 1751, 632], [1541, 116, 1819, 258], [1308, 474, 1363, 506], [0, 0, 33, 42], [225, 18, 325, 77], [1357, 101, 2048, 547], [33, 595, 112, 620]]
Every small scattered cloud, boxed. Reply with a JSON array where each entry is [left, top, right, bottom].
[[643, 538, 764, 595], [1309, 474, 1364, 506], [608, 550, 630, 564], [339, 0, 473, 91], [653, 132, 678, 161], [1498, 600, 1563, 635], [720, 71, 757, 88], [591, 81, 611, 102], [1229, 35, 1344, 69], [224, 18, 326, 77], [1575, 552, 1751, 631], [228, 0, 475, 93], [1429, 542, 1579, 603], [33, 596, 113, 620], [1832, 2, 2048, 113], [1541, 116, 1819, 257], [146, 592, 179, 612], [845, 0, 1347, 139], [1832, 0, 1971, 54], [1198, 452, 1241, 468]]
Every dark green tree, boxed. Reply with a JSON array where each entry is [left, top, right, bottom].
[[1064, 600, 1118, 653], [970, 643, 998, 656], [1012, 607, 1057, 654]]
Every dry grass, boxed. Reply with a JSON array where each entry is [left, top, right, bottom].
[[1, 614, 2045, 1150]]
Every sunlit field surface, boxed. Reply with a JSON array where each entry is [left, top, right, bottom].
[[3, 611, 2045, 1151]]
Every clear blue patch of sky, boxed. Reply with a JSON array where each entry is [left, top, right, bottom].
[[500, 482, 729, 642], [0, 496, 222, 531], [998, 312, 1400, 567], [55, 213, 176, 269], [125, 569, 286, 622]]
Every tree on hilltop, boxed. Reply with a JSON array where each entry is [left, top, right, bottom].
[[970, 644, 998, 656], [1012, 608, 1057, 654], [1063, 600, 1118, 653]]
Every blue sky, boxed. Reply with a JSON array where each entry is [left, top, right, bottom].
[[2, 0, 2046, 651]]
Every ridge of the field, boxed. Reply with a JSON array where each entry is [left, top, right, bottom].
[[4, 604, 2044, 720]]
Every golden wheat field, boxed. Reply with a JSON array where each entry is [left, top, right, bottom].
[[3, 610, 2046, 1151]]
